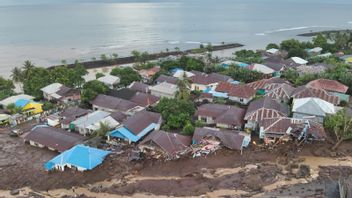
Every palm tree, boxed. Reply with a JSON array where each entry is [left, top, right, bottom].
[[95, 121, 111, 137], [177, 73, 191, 100], [22, 60, 35, 79], [11, 67, 23, 83]]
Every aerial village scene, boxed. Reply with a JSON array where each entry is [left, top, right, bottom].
[[1, 31, 352, 197], [1, 1, 352, 198]]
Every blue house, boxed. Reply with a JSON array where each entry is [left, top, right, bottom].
[[108, 111, 162, 143], [44, 144, 111, 172]]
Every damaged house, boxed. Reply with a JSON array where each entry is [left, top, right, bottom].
[[192, 127, 249, 153], [244, 97, 288, 131], [195, 103, 245, 130], [259, 117, 326, 144], [139, 130, 192, 159]]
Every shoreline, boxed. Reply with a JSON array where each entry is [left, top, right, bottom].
[[48, 43, 244, 71], [297, 29, 352, 37]]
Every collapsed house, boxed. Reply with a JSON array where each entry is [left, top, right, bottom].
[[259, 117, 326, 144], [139, 130, 192, 159], [192, 127, 249, 157]]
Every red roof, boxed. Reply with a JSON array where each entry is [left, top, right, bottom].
[[247, 77, 289, 90], [307, 79, 349, 94], [216, 82, 256, 98], [291, 86, 340, 105]]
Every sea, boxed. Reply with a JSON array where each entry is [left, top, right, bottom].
[[0, 0, 352, 77]]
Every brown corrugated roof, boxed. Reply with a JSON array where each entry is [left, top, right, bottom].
[[193, 128, 245, 150], [191, 72, 232, 85], [123, 110, 161, 135], [155, 74, 178, 85], [61, 107, 90, 125], [196, 104, 245, 127], [291, 86, 340, 105], [247, 77, 289, 90], [129, 82, 149, 93], [265, 83, 295, 100], [130, 92, 160, 107], [260, 117, 326, 140], [140, 130, 191, 156], [24, 126, 85, 152], [91, 94, 138, 112], [245, 97, 288, 121], [307, 79, 349, 94], [109, 111, 127, 123]]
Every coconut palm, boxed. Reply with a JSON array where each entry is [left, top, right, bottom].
[[22, 60, 35, 79], [11, 67, 23, 83]]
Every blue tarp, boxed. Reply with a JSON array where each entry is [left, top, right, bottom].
[[235, 62, 249, 67], [44, 144, 111, 171], [15, 99, 31, 108], [203, 87, 228, 98], [169, 68, 182, 74]]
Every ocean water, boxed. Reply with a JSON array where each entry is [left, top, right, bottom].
[[0, 0, 351, 76]]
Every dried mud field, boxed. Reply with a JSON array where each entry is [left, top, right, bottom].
[[0, 124, 352, 198]]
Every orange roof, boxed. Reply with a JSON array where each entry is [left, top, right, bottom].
[[307, 79, 348, 93]]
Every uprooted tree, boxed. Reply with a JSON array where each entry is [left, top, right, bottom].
[[324, 109, 352, 150]]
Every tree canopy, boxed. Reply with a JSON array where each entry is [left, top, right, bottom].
[[0, 77, 15, 100], [154, 98, 195, 131], [222, 65, 263, 83], [234, 50, 262, 64], [324, 109, 352, 149], [80, 80, 109, 104], [110, 67, 141, 87]]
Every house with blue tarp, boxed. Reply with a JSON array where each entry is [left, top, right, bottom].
[[44, 144, 111, 172], [220, 60, 249, 69], [108, 110, 162, 143]]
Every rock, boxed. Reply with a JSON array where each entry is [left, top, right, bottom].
[[296, 165, 310, 178], [10, 189, 19, 195]]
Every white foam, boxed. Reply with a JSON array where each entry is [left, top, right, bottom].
[[168, 40, 180, 44], [255, 33, 266, 36], [99, 44, 125, 50], [185, 41, 202, 44], [263, 25, 336, 34]]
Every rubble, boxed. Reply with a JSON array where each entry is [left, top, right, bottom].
[[190, 137, 222, 158]]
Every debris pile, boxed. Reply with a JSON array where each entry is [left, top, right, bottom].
[[190, 137, 221, 158]]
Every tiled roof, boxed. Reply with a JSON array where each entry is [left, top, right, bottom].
[[216, 82, 256, 98], [307, 79, 349, 94], [123, 111, 161, 135], [265, 83, 295, 101], [291, 86, 340, 105], [91, 94, 138, 112]]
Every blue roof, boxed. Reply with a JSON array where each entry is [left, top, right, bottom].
[[169, 68, 182, 74], [44, 144, 111, 171], [235, 62, 249, 67], [230, 80, 240, 84], [15, 99, 31, 108], [203, 87, 228, 98]]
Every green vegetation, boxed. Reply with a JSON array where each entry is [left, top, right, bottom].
[[131, 50, 150, 67], [42, 101, 55, 111], [110, 67, 141, 87], [222, 65, 263, 83], [324, 109, 352, 150], [154, 98, 195, 132], [266, 43, 279, 50], [95, 72, 105, 79], [0, 77, 15, 100], [234, 50, 262, 64], [182, 122, 195, 136], [6, 103, 22, 114], [81, 80, 109, 105], [94, 121, 111, 137]]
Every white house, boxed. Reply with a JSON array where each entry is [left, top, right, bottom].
[[97, 75, 120, 89], [149, 82, 178, 98]]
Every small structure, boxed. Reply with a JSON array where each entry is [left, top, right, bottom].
[[264, 83, 295, 103], [307, 79, 349, 102], [192, 127, 246, 151], [139, 66, 160, 82], [60, 107, 90, 129], [196, 92, 214, 103], [97, 74, 120, 89], [292, 97, 336, 123], [247, 64, 276, 77], [41, 83, 80, 102], [172, 69, 195, 79], [106, 88, 137, 100], [44, 144, 111, 171], [291, 85, 340, 105], [70, 110, 110, 135], [262, 56, 287, 77], [128, 81, 150, 93], [91, 94, 141, 114], [259, 117, 326, 143], [139, 130, 192, 159], [155, 74, 178, 85], [190, 72, 233, 91], [296, 64, 328, 76], [306, 47, 322, 56], [244, 97, 288, 130], [149, 82, 178, 99], [285, 57, 308, 67], [24, 126, 84, 152], [46, 114, 61, 127], [195, 104, 245, 130], [215, 82, 256, 105], [0, 94, 34, 108], [0, 114, 10, 125], [108, 111, 162, 143], [266, 48, 279, 55]]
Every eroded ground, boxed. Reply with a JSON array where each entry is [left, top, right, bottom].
[[0, 124, 352, 198]]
